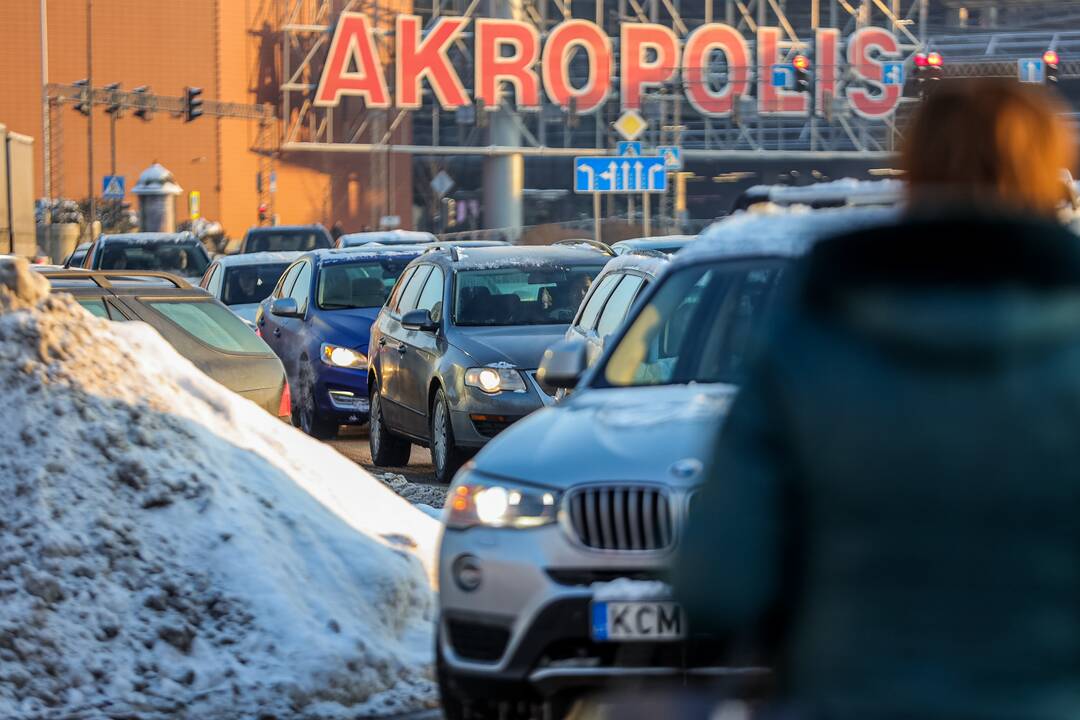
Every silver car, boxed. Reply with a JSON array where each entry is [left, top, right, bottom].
[[436, 207, 896, 719], [199, 251, 302, 328]]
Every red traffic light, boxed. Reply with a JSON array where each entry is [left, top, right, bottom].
[[926, 51, 944, 68], [1044, 50, 1061, 67], [914, 53, 929, 68], [793, 55, 811, 71]]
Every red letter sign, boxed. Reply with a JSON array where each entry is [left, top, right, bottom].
[[620, 24, 680, 110], [757, 27, 809, 115], [682, 23, 750, 117], [396, 15, 470, 109], [846, 27, 902, 119], [541, 20, 612, 113], [314, 12, 389, 108], [475, 19, 541, 109]]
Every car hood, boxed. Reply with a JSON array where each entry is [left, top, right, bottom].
[[452, 325, 568, 368], [311, 307, 382, 349], [470, 383, 738, 489]]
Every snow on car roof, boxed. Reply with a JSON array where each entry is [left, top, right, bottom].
[[98, 232, 199, 245], [451, 245, 607, 268], [745, 177, 905, 206], [245, 224, 327, 234], [339, 230, 437, 245], [599, 251, 671, 278], [613, 235, 696, 248], [683, 205, 899, 264], [213, 251, 304, 267], [313, 246, 426, 266]]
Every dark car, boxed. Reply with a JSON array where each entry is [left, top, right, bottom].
[[40, 270, 289, 415], [611, 235, 696, 256], [63, 242, 91, 268], [367, 245, 606, 482], [81, 232, 211, 281], [256, 247, 425, 439], [238, 224, 334, 254]]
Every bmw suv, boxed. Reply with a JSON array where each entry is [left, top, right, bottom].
[[367, 245, 606, 483], [436, 207, 895, 718]]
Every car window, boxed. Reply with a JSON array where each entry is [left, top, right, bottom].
[[287, 262, 313, 313], [576, 273, 621, 331], [78, 299, 110, 319], [415, 266, 445, 321], [397, 266, 432, 314], [595, 274, 645, 340], [601, 261, 786, 388], [454, 265, 603, 327], [223, 264, 291, 306], [244, 230, 330, 253], [388, 267, 417, 312], [317, 257, 415, 310], [274, 263, 302, 299], [97, 241, 210, 278], [146, 300, 271, 354]]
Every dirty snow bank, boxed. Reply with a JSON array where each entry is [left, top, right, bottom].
[[375, 473, 448, 511], [0, 259, 440, 719]]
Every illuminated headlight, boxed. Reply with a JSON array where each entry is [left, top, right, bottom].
[[464, 366, 527, 394], [447, 471, 560, 530], [321, 343, 368, 369]]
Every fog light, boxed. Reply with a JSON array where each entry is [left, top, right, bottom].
[[452, 554, 482, 592]]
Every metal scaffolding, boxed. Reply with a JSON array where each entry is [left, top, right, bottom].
[[279, 0, 938, 160]]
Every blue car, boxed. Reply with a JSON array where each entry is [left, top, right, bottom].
[[255, 246, 425, 438]]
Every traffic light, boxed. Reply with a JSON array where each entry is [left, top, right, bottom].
[[914, 52, 944, 96], [185, 86, 204, 122], [133, 86, 152, 121], [793, 55, 812, 94], [1044, 50, 1060, 84], [73, 79, 90, 116], [104, 83, 122, 115]]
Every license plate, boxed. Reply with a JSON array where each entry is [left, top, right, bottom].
[[591, 601, 685, 641]]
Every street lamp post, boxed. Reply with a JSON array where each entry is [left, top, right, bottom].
[[40, 0, 51, 214], [86, 0, 95, 235]]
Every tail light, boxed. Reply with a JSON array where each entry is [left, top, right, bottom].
[[278, 381, 292, 418]]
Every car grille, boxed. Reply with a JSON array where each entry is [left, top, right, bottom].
[[565, 485, 674, 552], [469, 414, 522, 439], [446, 619, 511, 663]]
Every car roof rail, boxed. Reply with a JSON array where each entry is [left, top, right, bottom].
[[423, 244, 463, 261], [37, 269, 191, 289], [553, 239, 615, 256]]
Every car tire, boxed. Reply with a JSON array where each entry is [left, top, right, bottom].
[[430, 388, 468, 484], [369, 381, 412, 467], [296, 370, 339, 441]]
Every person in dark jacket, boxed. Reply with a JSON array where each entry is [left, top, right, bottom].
[[675, 79, 1080, 720]]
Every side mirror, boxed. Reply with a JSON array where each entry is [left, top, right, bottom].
[[537, 338, 588, 390], [402, 308, 438, 332], [270, 297, 301, 318]]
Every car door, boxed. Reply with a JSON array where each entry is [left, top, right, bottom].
[[275, 260, 314, 388], [397, 265, 445, 437], [258, 262, 301, 351], [379, 265, 431, 430]]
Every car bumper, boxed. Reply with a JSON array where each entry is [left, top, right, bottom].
[[448, 374, 556, 448], [314, 365, 370, 423], [438, 524, 766, 698]]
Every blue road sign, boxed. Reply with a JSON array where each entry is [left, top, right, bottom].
[[102, 175, 125, 200], [616, 141, 642, 157], [882, 62, 905, 86], [657, 145, 683, 170], [575, 156, 668, 193], [1018, 58, 1045, 83], [772, 65, 794, 89]]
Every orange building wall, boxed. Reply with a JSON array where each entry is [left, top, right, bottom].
[[0, 0, 414, 240]]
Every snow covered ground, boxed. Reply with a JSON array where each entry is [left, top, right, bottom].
[[0, 259, 441, 718]]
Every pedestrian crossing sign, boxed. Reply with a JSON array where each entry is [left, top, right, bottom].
[[102, 175, 125, 200]]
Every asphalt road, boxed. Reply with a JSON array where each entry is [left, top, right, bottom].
[[328, 425, 438, 484]]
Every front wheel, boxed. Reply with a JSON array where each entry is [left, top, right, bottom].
[[430, 388, 468, 484], [295, 368, 339, 440], [369, 381, 412, 467]]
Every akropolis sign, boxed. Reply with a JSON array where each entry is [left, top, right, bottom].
[[314, 13, 906, 120]]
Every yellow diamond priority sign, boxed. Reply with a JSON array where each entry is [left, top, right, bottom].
[[613, 110, 648, 141]]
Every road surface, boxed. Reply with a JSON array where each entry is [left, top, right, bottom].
[[329, 426, 438, 484]]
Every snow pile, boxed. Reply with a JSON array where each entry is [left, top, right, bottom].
[[591, 579, 672, 602], [375, 474, 447, 511], [0, 259, 440, 718]]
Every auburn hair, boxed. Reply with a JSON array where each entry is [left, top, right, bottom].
[[902, 79, 1076, 217]]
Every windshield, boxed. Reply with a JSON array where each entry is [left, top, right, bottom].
[[245, 231, 329, 252], [317, 258, 414, 309], [600, 260, 787, 387], [98, 241, 209, 277], [454, 265, 603, 326], [222, 264, 290, 305]]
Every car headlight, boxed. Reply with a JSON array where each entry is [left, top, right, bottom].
[[447, 473, 561, 529], [320, 343, 368, 369], [464, 366, 527, 394]]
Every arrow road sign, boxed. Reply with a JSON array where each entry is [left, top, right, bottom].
[[575, 156, 668, 193], [616, 141, 643, 157], [102, 175, 125, 200], [882, 62, 905, 86], [1018, 58, 1046, 83], [657, 145, 683, 170], [772, 65, 795, 89]]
